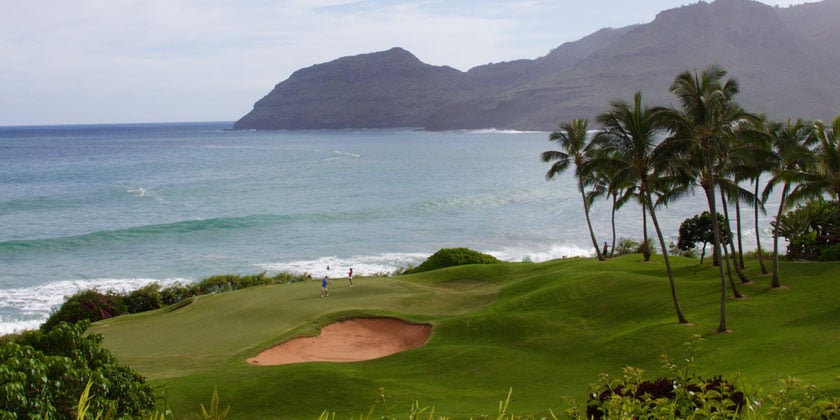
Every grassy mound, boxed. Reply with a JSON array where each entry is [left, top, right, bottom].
[[89, 256, 840, 418], [403, 247, 501, 274]]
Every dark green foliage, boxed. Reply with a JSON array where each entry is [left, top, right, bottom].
[[198, 274, 238, 294], [124, 283, 163, 313], [677, 212, 732, 264], [404, 247, 501, 274], [196, 272, 305, 294], [160, 282, 200, 306], [613, 238, 654, 256], [0, 321, 153, 419], [776, 198, 840, 260], [41, 289, 127, 332], [677, 212, 732, 252], [586, 374, 745, 419], [818, 243, 840, 261], [41, 272, 311, 331]]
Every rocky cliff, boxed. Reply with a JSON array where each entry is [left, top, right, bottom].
[[235, 0, 840, 131]]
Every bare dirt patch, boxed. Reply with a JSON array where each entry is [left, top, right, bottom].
[[247, 318, 432, 366]]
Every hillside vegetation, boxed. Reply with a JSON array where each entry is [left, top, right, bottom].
[[90, 256, 840, 418]]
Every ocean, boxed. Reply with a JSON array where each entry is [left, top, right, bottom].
[[0, 122, 776, 334]]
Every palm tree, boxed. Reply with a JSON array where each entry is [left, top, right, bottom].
[[736, 121, 776, 275], [762, 119, 817, 289], [657, 65, 754, 332], [712, 129, 759, 287], [585, 158, 633, 258], [542, 119, 605, 261], [594, 91, 690, 324], [788, 115, 840, 204], [716, 183, 746, 298]]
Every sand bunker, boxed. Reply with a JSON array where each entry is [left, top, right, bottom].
[[247, 318, 432, 365]]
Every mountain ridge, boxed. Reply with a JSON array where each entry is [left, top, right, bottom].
[[234, 0, 840, 131]]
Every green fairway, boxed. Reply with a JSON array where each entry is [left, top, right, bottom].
[[90, 256, 840, 418]]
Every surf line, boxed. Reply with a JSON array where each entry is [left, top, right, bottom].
[[333, 150, 360, 158]]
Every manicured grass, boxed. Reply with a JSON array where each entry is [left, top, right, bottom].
[[90, 256, 840, 418]]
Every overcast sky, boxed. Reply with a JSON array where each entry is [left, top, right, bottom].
[[0, 0, 808, 126]]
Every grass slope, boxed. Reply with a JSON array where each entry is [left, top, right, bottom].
[[90, 256, 840, 418]]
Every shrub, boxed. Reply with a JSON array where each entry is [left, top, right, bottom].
[[818, 242, 840, 261], [403, 247, 500, 274], [124, 283, 163, 313], [585, 370, 745, 419], [1, 321, 153, 419], [198, 274, 237, 294], [41, 272, 317, 330], [777, 198, 840, 260], [41, 289, 127, 332], [614, 237, 655, 256], [669, 241, 697, 258], [614, 238, 637, 256], [677, 212, 732, 263], [566, 335, 840, 420], [160, 282, 200, 306], [272, 271, 309, 284]]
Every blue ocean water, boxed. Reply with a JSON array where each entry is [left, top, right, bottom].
[[0, 122, 776, 334]]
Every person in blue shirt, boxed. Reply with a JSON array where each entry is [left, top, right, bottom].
[[321, 275, 330, 298]]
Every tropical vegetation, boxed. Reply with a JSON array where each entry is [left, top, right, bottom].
[[542, 64, 840, 333], [4, 64, 840, 418], [0, 321, 153, 419]]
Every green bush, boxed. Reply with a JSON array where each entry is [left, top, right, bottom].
[[403, 247, 500, 274], [39, 272, 330, 331], [160, 282, 200, 306], [677, 212, 732, 264], [566, 335, 839, 420], [777, 198, 840, 260], [818, 242, 840, 261], [1, 321, 153, 419], [124, 283, 164, 313], [198, 274, 237, 294], [614, 238, 655, 256], [41, 289, 127, 332]]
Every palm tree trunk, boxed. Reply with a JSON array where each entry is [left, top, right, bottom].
[[646, 192, 689, 324], [721, 240, 743, 298], [735, 198, 745, 270], [580, 180, 605, 261], [642, 204, 651, 261], [610, 193, 617, 258], [771, 183, 790, 288], [703, 163, 728, 333], [754, 178, 768, 274], [719, 188, 750, 283]]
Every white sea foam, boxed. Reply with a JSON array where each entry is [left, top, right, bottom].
[[0, 277, 189, 336], [490, 243, 594, 263], [257, 252, 430, 278], [459, 128, 547, 134], [126, 187, 146, 197], [333, 150, 361, 158]]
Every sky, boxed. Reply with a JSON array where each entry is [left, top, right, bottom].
[[0, 0, 809, 126]]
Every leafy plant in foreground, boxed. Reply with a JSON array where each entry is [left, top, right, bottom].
[[1, 321, 153, 419], [568, 335, 840, 419], [192, 386, 230, 420]]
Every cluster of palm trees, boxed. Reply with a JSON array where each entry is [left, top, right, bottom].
[[542, 64, 840, 332]]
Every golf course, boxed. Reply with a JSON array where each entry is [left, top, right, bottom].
[[88, 255, 840, 418]]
